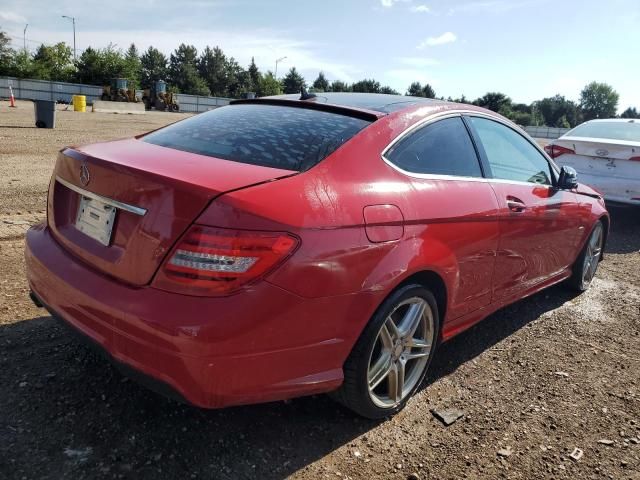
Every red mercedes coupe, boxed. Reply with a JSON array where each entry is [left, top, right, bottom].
[[26, 93, 609, 418]]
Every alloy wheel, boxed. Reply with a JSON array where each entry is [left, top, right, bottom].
[[367, 297, 434, 408], [582, 223, 603, 288]]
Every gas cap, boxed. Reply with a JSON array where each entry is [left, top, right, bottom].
[[363, 204, 404, 243]]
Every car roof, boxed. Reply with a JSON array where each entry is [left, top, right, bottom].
[[230, 92, 502, 128], [263, 92, 445, 114]]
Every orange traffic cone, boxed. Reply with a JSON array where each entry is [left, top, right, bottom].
[[9, 86, 16, 108]]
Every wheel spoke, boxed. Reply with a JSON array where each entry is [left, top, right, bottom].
[[399, 301, 426, 339], [387, 361, 405, 402], [405, 338, 431, 361], [368, 352, 392, 390], [384, 317, 401, 342], [407, 338, 430, 349], [379, 322, 394, 349]]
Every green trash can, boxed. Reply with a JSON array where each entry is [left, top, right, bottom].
[[33, 100, 57, 129]]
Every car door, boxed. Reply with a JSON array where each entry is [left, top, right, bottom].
[[465, 115, 581, 302], [383, 115, 500, 321]]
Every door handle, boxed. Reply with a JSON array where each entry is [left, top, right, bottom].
[[506, 196, 526, 213]]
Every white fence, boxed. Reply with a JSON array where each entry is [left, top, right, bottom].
[[523, 125, 571, 139], [0, 76, 232, 113], [1, 76, 103, 104]]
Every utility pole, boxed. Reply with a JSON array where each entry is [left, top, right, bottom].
[[62, 15, 76, 60], [23, 24, 28, 51], [275, 56, 287, 78]]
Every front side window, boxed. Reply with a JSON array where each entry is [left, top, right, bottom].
[[468, 117, 553, 185], [385, 117, 483, 178]]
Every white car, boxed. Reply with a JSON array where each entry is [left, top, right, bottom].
[[545, 119, 640, 205]]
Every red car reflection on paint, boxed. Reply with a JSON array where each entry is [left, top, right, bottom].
[[26, 93, 609, 418]]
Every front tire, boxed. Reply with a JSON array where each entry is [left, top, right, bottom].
[[333, 284, 440, 419], [569, 220, 604, 292]]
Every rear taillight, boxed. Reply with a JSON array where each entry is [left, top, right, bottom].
[[153, 226, 298, 296], [544, 144, 575, 159]]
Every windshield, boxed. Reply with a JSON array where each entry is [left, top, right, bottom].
[[565, 121, 640, 142], [142, 103, 372, 171]]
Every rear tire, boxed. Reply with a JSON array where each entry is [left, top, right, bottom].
[[568, 220, 604, 292], [332, 284, 440, 419]]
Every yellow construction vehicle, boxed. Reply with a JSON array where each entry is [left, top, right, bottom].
[[101, 78, 138, 102], [142, 80, 179, 112]]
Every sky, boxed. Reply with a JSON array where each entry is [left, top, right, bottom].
[[1, 0, 639, 110]]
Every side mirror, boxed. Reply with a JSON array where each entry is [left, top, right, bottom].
[[558, 166, 578, 189]]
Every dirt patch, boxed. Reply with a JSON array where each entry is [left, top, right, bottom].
[[0, 100, 639, 479]]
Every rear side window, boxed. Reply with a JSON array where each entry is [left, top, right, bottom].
[[565, 121, 640, 142], [142, 104, 372, 171], [385, 117, 483, 178]]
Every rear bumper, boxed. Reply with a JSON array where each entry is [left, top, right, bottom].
[[558, 156, 640, 205], [25, 224, 380, 408]]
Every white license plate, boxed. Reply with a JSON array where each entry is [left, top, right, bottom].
[[75, 196, 117, 246]]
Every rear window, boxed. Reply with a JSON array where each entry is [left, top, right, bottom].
[[142, 103, 372, 171], [565, 121, 640, 142]]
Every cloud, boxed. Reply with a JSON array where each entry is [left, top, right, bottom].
[[417, 32, 457, 49], [410, 4, 431, 13], [380, 0, 411, 7], [0, 12, 28, 24], [397, 57, 439, 68]]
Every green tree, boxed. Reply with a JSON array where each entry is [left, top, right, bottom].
[[169, 44, 210, 95], [448, 94, 468, 104], [140, 46, 168, 87], [74, 45, 128, 85], [282, 67, 306, 94], [329, 80, 350, 92], [4, 49, 36, 78], [257, 71, 282, 96], [122, 43, 141, 88], [533, 95, 580, 127], [225, 57, 250, 98], [380, 85, 399, 95], [312, 71, 329, 92], [620, 107, 639, 119], [198, 46, 229, 96], [352, 79, 380, 93], [407, 81, 435, 98], [32, 42, 74, 81], [0, 30, 13, 75], [247, 56, 261, 93], [473, 92, 512, 115], [580, 82, 619, 120]]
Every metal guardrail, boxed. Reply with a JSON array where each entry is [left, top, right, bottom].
[[523, 126, 571, 139], [1, 76, 232, 113]]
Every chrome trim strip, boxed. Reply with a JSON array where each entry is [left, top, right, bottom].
[[56, 176, 147, 216]]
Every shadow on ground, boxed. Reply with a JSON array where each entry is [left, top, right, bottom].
[[1, 206, 634, 479], [0, 283, 577, 480], [604, 204, 640, 255]]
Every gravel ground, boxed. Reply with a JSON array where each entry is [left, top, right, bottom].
[[0, 100, 639, 480]]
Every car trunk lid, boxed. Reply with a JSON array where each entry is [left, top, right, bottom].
[[48, 138, 296, 286], [557, 137, 639, 161]]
